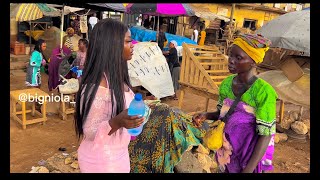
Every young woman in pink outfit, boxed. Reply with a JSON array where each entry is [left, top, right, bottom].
[[74, 19, 145, 173]]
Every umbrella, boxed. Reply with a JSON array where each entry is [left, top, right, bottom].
[[126, 3, 194, 42], [10, 3, 60, 22], [256, 10, 310, 56]]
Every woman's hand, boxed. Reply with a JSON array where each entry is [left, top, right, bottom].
[[192, 112, 208, 127], [116, 109, 145, 129], [241, 168, 253, 173], [241, 135, 272, 173], [71, 72, 77, 78], [41, 59, 46, 66], [108, 109, 144, 135]]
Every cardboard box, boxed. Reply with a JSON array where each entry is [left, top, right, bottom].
[[280, 58, 304, 82]]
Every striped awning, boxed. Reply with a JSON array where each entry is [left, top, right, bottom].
[[87, 3, 128, 12], [10, 3, 60, 22]]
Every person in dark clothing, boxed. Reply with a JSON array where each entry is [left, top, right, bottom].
[[157, 25, 167, 50], [143, 16, 150, 29], [163, 40, 180, 100], [163, 40, 179, 72], [72, 16, 81, 37], [219, 20, 226, 39]]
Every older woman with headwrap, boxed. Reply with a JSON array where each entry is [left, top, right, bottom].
[[163, 40, 180, 100], [192, 34, 277, 173], [63, 27, 80, 53], [61, 27, 81, 79]]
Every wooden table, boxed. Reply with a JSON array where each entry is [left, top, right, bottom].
[[10, 88, 49, 129]]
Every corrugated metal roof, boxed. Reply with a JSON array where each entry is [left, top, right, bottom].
[[188, 4, 230, 22]]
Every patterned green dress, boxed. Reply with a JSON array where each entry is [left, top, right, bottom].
[[128, 104, 208, 173]]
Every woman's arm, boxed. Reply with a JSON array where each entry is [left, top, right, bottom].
[[166, 48, 177, 59], [163, 51, 170, 55], [108, 109, 144, 135], [206, 111, 220, 120], [242, 135, 272, 173], [192, 110, 220, 127]]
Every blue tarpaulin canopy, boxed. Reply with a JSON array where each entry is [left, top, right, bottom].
[[130, 26, 197, 47]]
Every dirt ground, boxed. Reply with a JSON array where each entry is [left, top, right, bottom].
[[10, 72, 310, 173]]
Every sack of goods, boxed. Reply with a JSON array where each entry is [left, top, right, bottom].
[[58, 76, 79, 94]]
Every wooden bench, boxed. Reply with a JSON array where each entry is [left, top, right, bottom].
[[10, 88, 48, 129], [59, 93, 76, 121]]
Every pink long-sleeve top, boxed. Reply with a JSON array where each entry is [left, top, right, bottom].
[[77, 84, 134, 173]]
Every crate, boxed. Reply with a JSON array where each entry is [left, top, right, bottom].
[[10, 42, 26, 55], [10, 35, 17, 43]]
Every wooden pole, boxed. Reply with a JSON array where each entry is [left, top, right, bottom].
[[182, 16, 185, 36], [157, 15, 160, 43], [230, 3, 235, 23], [29, 21, 32, 47], [86, 14, 89, 41], [205, 98, 209, 112], [22, 102, 26, 129], [279, 100, 285, 124], [153, 16, 155, 30], [178, 89, 185, 109], [60, 4, 65, 49]]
